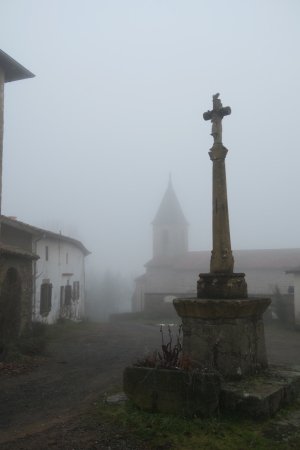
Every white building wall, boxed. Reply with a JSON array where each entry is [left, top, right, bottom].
[[33, 237, 86, 324]]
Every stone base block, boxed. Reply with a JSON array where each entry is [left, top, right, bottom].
[[221, 366, 300, 419], [197, 272, 248, 299], [123, 366, 221, 417], [123, 366, 300, 420], [173, 297, 271, 379]]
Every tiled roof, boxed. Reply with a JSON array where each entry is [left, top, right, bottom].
[[286, 266, 300, 274], [0, 243, 38, 259], [0, 215, 90, 256], [145, 248, 300, 272]]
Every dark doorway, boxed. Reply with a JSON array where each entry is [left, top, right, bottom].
[[40, 282, 52, 316], [0, 267, 22, 347]]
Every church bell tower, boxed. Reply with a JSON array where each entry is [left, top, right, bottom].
[[152, 177, 188, 258]]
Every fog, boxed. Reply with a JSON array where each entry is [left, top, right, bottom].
[[1, 0, 300, 281]]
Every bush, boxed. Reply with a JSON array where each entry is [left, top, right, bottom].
[[17, 323, 48, 356], [0, 322, 49, 361]]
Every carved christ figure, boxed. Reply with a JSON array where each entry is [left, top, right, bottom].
[[211, 93, 223, 144], [203, 93, 231, 145]]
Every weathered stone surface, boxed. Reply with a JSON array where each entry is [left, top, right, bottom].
[[209, 143, 235, 274], [174, 297, 271, 379], [197, 272, 248, 299], [220, 366, 300, 419], [123, 366, 221, 417], [0, 249, 34, 347], [123, 366, 300, 419], [173, 297, 270, 319]]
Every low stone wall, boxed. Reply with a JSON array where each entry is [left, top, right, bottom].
[[124, 366, 221, 417], [124, 365, 300, 419]]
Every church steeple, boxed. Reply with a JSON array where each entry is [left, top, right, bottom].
[[152, 178, 188, 258]]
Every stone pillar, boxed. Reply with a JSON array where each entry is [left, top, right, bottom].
[[172, 94, 271, 379], [198, 94, 247, 300], [209, 143, 234, 273]]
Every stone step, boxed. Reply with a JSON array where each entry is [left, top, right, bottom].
[[221, 365, 300, 419]]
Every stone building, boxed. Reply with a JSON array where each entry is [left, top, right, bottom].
[[0, 239, 37, 348], [0, 49, 90, 339], [133, 180, 297, 313], [1, 216, 90, 324], [0, 50, 35, 348]]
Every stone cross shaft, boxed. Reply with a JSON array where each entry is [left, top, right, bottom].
[[204, 94, 234, 273]]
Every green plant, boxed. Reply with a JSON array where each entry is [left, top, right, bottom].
[[16, 321, 48, 356], [0, 322, 49, 361], [135, 324, 192, 370], [93, 400, 298, 450]]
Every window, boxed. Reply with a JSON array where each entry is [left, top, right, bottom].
[[66, 252, 69, 264], [65, 284, 72, 305], [73, 281, 80, 300], [60, 286, 65, 307], [60, 284, 75, 307], [45, 246, 49, 261], [40, 282, 52, 316]]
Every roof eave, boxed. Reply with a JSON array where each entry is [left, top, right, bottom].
[[0, 49, 35, 82], [0, 215, 90, 256]]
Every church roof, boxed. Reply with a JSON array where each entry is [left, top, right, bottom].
[[145, 248, 300, 272], [152, 179, 188, 226]]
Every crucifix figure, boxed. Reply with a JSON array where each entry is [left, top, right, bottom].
[[203, 93, 231, 144]]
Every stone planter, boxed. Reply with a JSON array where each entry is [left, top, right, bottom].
[[123, 366, 221, 417]]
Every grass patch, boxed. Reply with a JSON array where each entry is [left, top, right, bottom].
[[1, 322, 49, 362], [90, 399, 300, 450]]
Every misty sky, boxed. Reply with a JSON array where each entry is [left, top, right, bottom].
[[1, 0, 300, 276]]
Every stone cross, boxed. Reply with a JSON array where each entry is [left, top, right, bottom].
[[203, 93, 231, 145], [203, 93, 234, 274]]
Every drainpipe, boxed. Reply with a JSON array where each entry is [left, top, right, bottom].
[[32, 233, 45, 321]]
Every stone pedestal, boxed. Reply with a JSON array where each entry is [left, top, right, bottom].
[[197, 272, 247, 299], [173, 297, 271, 379]]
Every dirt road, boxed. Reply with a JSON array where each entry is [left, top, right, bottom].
[[0, 321, 299, 449], [0, 321, 161, 448]]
